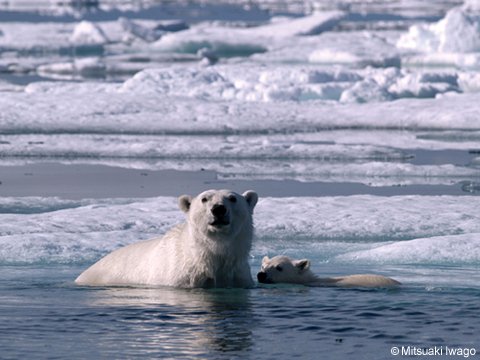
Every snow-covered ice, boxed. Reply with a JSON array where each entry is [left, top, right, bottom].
[[398, 1, 480, 67], [0, 0, 479, 270], [70, 21, 110, 45], [1, 195, 479, 267], [338, 233, 480, 265], [1, 63, 480, 184], [119, 65, 477, 102]]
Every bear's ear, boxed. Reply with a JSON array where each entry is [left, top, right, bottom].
[[262, 256, 270, 265], [294, 259, 310, 272], [178, 195, 192, 213], [242, 190, 258, 212]]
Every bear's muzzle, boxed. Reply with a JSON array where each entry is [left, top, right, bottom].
[[257, 271, 273, 284], [209, 204, 230, 227]]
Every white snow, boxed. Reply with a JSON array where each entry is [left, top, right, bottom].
[[69, 21, 110, 45], [0, 131, 479, 185], [118, 17, 163, 43], [252, 11, 346, 37], [337, 233, 480, 265], [398, 2, 480, 67], [0, 0, 479, 290], [0, 63, 479, 184], [119, 65, 479, 103], [398, 5, 480, 53], [1, 195, 480, 266], [1, 77, 480, 133], [152, 10, 345, 57]]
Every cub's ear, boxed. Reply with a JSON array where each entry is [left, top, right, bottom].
[[242, 190, 258, 213], [178, 195, 192, 213], [262, 256, 270, 265], [294, 259, 310, 272]]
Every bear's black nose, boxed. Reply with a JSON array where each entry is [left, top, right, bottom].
[[211, 204, 227, 218], [257, 272, 267, 283]]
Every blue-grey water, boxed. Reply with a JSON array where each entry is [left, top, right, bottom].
[[2, 265, 479, 360], [1, 0, 480, 359]]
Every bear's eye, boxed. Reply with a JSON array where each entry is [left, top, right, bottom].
[[228, 195, 237, 203], [275, 265, 283, 272], [201, 197, 208, 203]]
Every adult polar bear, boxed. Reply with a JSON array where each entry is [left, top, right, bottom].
[[76, 189, 258, 288]]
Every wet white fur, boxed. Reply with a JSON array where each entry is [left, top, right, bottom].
[[76, 189, 258, 288], [259, 255, 401, 288]]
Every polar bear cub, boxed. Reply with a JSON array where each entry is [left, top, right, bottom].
[[75, 189, 258, 288], [257, 256, 400, 288]]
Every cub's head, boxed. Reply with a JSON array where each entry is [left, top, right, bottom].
[[257, 255, 311, 284], [178, 189, 258, 239]]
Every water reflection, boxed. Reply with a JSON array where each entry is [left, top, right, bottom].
[[460, 181, 480, 194], [85, 286, 254, 357]]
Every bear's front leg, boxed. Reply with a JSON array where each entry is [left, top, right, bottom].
[[200, 277, 216, 288], [232, 263, 254, 288]]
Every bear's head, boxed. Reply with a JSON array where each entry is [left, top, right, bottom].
[[178, 189, 258, 242], [257, 256, 311, 284]]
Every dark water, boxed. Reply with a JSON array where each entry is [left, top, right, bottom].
[[0, 161, 479, 199], [1, 265, 479, 360]]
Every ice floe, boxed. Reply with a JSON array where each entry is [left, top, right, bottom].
[[1, 72, 478, 133], [398, 2, 480, 53], [120, 65, 480, 103], [398, 1, 480, 68], [70, 21, 110, 45], [1, 0, 480, 304], [1, 68, 479, 185], [152, 10, 345, 54], [1, 195, 480, 265], [0, 1, 479, 189], [338, 233, 480, 265], [0, 2, 474, 80], [0, 130, 479, 185], [249, 11, 346, 37]]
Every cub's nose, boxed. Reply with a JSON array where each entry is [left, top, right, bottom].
[[211, 204, 227, 218], [257, 272, 267, 283]]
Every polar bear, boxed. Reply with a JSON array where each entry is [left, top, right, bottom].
[[257, 256, 400, 288], [75, 189, 258, 288]]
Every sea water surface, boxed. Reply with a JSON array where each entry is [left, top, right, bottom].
[[1, 0, 480, 359]]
